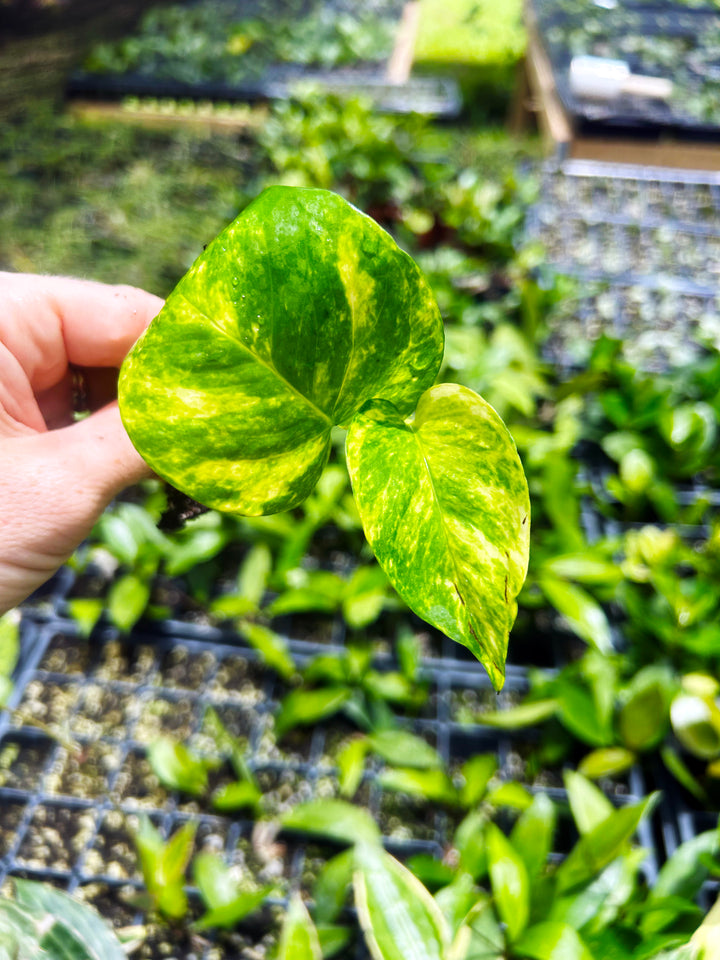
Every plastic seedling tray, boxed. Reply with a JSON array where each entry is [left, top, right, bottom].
[[0, 611, 661, 950], [528, 160, 720, 370], [530, 0, 720, 135], [66, 0, 462, 118]]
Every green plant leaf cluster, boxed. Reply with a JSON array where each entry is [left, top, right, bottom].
[[269, 775, 710, 960], [82, 0, 398, 83]]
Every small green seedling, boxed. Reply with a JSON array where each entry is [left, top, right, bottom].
[[119, 186, 529, 688]]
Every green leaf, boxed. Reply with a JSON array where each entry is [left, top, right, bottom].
[[617, 666, 674, 753], [0, 610, 20, 679], [485, 821, 530, 942], [510, 792, 557, 878], [275, 686, 352, 738], [237, 542, 272, 608], [688, 892, 720, 956], [0, 899, 50, 960], [661, 745, 709, 804], [649, 829, 720, 905], [119, 186, 443, 516], [313, 849, 355, 924], [453, 810, 488, 881], [107, 573, 150, 634], [478, 698, 558, 729], [337, 736, 370, 798], [281, 799, 381, 846], [66, 599, 103, 640], [514, 921, 595, 960], [377, 767, 458, 805], [342, 565, 389, 629], [133, 816, 195, 920], [550, 849, 647, 934], [278, 894, 322, 960], [211, 780, 261, 813], [485, 780, 533, 810], [459, 753, 498, 808], [347, 383, 530, 690], [555, 794, 659, 895], [671, 694, 720, 760], [237, 621, 296, 681], [367, 729, 442, 770], [539, 576, 613, 654], [556, 678, 612, 748], [193, 853, 271, 931], [316, 924, 352, 958], [564, 770, 614, 836], [12, 880, 127, 960], [354, 842, 449, 960], [146, 737, 213, 796], [578, 748, 637, 781]]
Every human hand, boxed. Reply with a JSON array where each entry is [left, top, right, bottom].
[[0, 273, 164, 613]]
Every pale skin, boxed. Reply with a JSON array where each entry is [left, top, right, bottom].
[[0, 273, 163, 614]]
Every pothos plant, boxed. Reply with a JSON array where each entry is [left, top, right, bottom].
[[118, 186, 530, 689]]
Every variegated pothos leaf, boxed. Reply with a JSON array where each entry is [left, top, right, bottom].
[[118, 187, 530, 682], [345, 383, 530, 689], [119, 186, 443, 515]]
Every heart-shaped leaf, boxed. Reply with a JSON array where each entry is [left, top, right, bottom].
[[119, 185, 443, 516], [346, 383, 530, 689]]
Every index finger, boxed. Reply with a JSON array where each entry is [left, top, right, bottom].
[[0, 272, 164, 393]]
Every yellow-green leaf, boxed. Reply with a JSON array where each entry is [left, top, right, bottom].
[[119, 186, 443, 516], [354, 843, 449, 960], [346, 384, 530, 690]]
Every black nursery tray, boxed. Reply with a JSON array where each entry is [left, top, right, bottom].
[[529, 0, 720, 136], [527, 159, 720, 370], [0, 611, 660, 955], [66, 0, 462, 117]]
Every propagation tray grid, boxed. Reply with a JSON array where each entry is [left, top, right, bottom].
[[527, 159, 720, 369], [0, 608, 660, 925]]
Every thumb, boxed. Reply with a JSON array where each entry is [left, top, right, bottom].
[[0, 404, 152, 611]]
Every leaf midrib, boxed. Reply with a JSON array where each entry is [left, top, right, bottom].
[[178, 292, 333, 429]]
